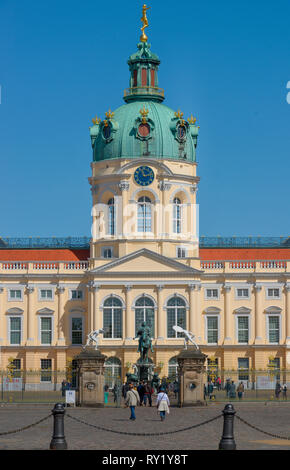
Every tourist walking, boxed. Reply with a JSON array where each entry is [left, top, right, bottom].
[[143, 382, 153, 406], [275, 382, 282, 399], [229, 381, 236, 399], [125, 383, 140, 420], [104, 384, 109, 404], [282, 383, 287, 400], [237, 382, 244, 400], [207, 381, 214, 400], [225, 379, 231, 398], [156, 388, 170, 421], [137, 381, 145, 406], [216, 376, 222, 391]]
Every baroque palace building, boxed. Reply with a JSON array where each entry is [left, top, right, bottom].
[[1, 14, 290, 386]]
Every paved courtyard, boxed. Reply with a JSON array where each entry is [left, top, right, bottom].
[[0, 402, 290, 450]]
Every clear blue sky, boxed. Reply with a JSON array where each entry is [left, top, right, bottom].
[[0, 0, 290, 238]]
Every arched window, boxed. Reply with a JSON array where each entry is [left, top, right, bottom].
[[135, 296, 155, 337], [173, 197, 182, 233], [168, 356, 179, 380], [167, 296, 186, 338], [137, 196, 152, 232], [103, 297, 123, 338], [104, 357, 122, 388], [108, 198, 115, 235]]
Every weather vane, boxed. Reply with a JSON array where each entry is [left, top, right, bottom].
[[140, 4, 150, 43]]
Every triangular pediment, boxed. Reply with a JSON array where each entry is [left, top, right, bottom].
[[90, 249, 202, 275]]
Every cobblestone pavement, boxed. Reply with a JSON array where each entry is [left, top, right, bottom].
[[0, 402, 290, 450]]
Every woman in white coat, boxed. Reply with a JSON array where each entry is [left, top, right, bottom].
[[156, 387, 170, 421]]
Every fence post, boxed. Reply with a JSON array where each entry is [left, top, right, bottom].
[[219, 403, 236, 450], [50, 403, 67, 450]]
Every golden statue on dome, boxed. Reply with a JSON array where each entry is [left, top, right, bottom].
[[140, 4, 150, 43]]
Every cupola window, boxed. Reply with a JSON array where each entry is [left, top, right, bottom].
[[108, 198, 115, 235], [103, 125, 111, 140]]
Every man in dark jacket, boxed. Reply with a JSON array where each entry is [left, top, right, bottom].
[[143, 382, 153, 406], [137, 381, 145, 406]]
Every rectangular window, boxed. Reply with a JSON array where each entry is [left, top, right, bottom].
[[11, 359, 21, 378], [237, 288, 249, 298], [9, 289, 22, 300], [206, 289, 219, 299], [267, 288, 280, 298], [71, 290, 83, 300], [268, 357, 280, 381], [177, 247, 186, 258], [268, 316, 280, 343], [41, 359, 52, 382], [150, 69, 155, 87], [40, 289, 53, 300], [40, 317, 52, 345], [103, 248, 113, 259], [237, 316, 249, 344], [133, 69, 137, 87], [71, 317, 83, 345], [10, 317, 21, 345], [207, 316, 218, 344], [238, 358, 249, 381]]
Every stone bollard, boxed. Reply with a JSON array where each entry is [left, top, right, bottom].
[[219, 403, 236, 450], [50, 403, 68, 450]]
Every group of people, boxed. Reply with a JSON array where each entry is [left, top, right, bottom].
[[122, 381, 170, 421], [275, 382, 287, 399]]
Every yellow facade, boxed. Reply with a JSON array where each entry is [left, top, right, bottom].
[[0, 152, 290, 382]]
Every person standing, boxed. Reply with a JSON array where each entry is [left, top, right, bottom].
[[143, 382, 153, 406], [207, 381, 214, 400], [237, 382, 244, 400], [137, 381, 145, 406], [282, 383, 287, 400], [275, 382, 282, 399], [104, 384, 109, 404], [216, 376, 222, 391], [225, 379, 231, 398], [156, 388, 170, 421], [125, 383, 140, 420], [229, 381, 236, 399]]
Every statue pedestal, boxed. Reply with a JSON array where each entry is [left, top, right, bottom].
[[74, 347, 107, 407], [177, 347, 207, 407], [135, 362, 154, 382]]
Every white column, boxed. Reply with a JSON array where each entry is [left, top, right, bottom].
[[285, 284, 290, 344], [156, 284, 164, 340], [223, 284, 232, 344], [25, 285, 34, 345], [125, 284, 133, 340], [56, 285, 65, 345], [254, 284, 263, 344]]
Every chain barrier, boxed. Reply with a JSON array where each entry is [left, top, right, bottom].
[[66, 412, 222, 436], [236, 415, 290, 441], [0, 414, 52, 436]]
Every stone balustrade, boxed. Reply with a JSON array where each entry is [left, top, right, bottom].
[[0, 261, 89, 273], [200, 260, 289, 272]]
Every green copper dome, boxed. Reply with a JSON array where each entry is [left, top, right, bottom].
[[90, 42, 199, 163]]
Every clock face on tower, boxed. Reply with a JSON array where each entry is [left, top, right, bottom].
[[134, 166, 154, 186]]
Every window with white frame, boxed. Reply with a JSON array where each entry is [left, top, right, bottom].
[[238, 358, 249, 381], [168, 357, 179, 380], [40, 317, 52, 345], [40, 359, 52, 382], [102, 247, 113, 259], [8, 289, 22, 301], [9, 317, 22, 345], [70, 290, 83, 300], [39, 289, 53, 300], [267, 288, 280, 299], [237, 316, 249, 344], [236, 288, 249, 299], [177, 247, 187, 258], [268, 316, 280, 343], [205, 288, 219, 300], [167, 297, 186, 338], [137, 196, 152, 232], [206, 316, 219, 344], [173, 197, 182, 234], [103, 297, 123, 339], [108, 198, 115, 235], [11, 359, 21, 378], [71, 317, 83, 344]]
